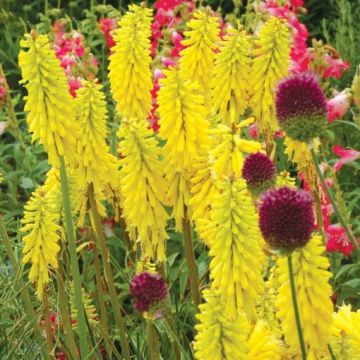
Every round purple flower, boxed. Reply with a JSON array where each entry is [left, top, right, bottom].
[[130, 272, 168, 313], [276, 73, 327, 142], [259, 187, 314, 250], [242, 152, 276, 196]]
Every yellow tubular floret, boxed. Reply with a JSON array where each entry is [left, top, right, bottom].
[[118, 120, 168, 261], [109, 5, 153, 119], [210, 123, 262, 180], [157, 67, 210, 229], [21, 179, 61, 298], [194, 289, 249, 360], [211, 26, 251, 125], [19, 34, 79, 167], [198, 179, 265, 319], [275, 235, 333, 357], [247, 320, 282, 360], [328, 304, 360, 359], [250, 17, 290, 138], [180, 8, 220, 96]]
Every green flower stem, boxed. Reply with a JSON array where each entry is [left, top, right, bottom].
[[311, 149, 359, 250], [59, 156, 89, 358], [182, 206, 201, 307], [43, 290, 54, 355], [88, 184, 131, 360], [91, 237, 111, 347], [328, 344, 337, 360], [147, 320, 160, 360], [0, 217, 49, 359], [56, 268, 78, 360], [287, 254, 307, 360]]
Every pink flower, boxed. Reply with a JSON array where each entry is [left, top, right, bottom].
[[325, 223, 355, 256], [170, 31, 185, 58], [98, 18, 117, 49], [248, 123, 258, 139], [332, 144, 360, 172], [323, 54, 350, 79], [161, 57, 177, 68], [68, 76, 82, 98], [0, 85, 5, 98], [327, 90, 351, 123]]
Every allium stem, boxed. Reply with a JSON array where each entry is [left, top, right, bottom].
[[287, 254, 307, 360], [56, 268, 78, 359], [59, 156, 89, 358], [0, 217, 49, 359], [88, 184, 131, 360], [182, 206, 201, 307], [147, 320, 160, 360], [311, 149, 359, 250]]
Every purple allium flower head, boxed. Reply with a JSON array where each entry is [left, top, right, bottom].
[[130, 272, 168, 313], [276, 72, 327, 142], [242, 152, 276, 195], [259, 187, 314, 250]]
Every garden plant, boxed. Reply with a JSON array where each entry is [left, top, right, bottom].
[[0, 0, 360, 359]]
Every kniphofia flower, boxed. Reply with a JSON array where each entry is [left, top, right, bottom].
[[211, 25, 251, 124], [21, 177, 61, 298], [179, 8, 220, 96], [118, 120, 169, 261], [275, 235, 333, 356], [250, 17, 290, 140], [197, 179, 265, 319], [109, 5, 153, 119], [194, 289, 249, 360], [19, 33, 79, 167], [157, 66, 209, 229]]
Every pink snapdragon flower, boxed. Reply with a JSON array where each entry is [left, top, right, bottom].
[[332, 145, 360, 172], [325, 223, 355, 256], [98, 18, 117, 50], [323, 54, 350, 80], [327, 90, 351, 123]]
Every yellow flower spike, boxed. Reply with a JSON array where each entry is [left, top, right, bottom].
[[109, 4, 153, 119], [180, 8, 220, 96], [19, 34, 79, 168], [250, 17, 290, 140], [188, 147, 217, 223], [329, 305, 360, 359], [275, 235, 333, 356], [284, 136, 320, 193], [21, 182, 61, 298], [70, 283, 99, 331], [73, 80, 121, 224], [198, 178, 265, 319], [194, 289, 249, 360], [247, 320, 282, 360], [211, 26, 251, 125], [118, 120, 168, 261], [157, 66, 210, 229], [210, 124, 262, 180]]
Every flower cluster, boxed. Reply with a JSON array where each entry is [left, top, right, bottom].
[[52, 20, 98, 96], [130, 272, 168, 314]]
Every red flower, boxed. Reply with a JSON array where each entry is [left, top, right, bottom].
[[332, 145, 360, 172], [325, 224, 354, 256]]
